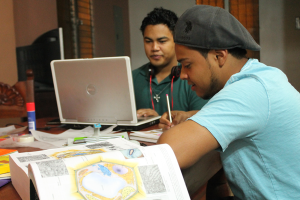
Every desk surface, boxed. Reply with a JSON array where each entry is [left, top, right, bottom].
[[0, 118, 226, 200], [0, 117, 159, 200]]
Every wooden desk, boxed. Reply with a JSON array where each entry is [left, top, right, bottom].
[[0, 118, 56, 200], [0, 118, 159, 200], [0, 118, 227, 200]]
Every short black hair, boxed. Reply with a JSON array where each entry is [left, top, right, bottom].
[[140, 7, 178, 35], [191, 47, 247, 59], [228, 48, 247, 59]]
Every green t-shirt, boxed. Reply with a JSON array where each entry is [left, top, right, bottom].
[[132, 63, 208, 115]]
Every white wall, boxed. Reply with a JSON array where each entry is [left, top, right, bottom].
[[260, 0, 300, 91], [259, 0, 285, 70], [0, 0, 17, 85], [13, 0, 58, 47], [0, 0, 19, 126], [128, 0, 195, 70]]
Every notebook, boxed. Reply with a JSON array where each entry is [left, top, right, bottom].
[[50, 56, 160, 131]]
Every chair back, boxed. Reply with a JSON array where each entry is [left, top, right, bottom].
[[0, 69, 34, 118]]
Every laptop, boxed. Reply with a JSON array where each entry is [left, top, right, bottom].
[[50, 56, 160, 131]]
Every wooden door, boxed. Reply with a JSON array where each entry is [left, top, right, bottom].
[[57, 0, 94, 59], [196, 0, 260, 59]]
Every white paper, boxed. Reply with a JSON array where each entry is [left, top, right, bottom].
[[130, 129, 163, 143], [10, 138, 141, 200], [67, 132, 129, 146], [0, 125, 15, 135], [0, 137, 57, 149], [30, 127, 93, 147], [0, 125, 122, 150], [0, 125, 27, 136], [131, 129, 163, 138], [31, 125, 118, 147]]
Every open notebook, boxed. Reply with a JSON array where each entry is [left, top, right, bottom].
[[50, 56, 160, 131]]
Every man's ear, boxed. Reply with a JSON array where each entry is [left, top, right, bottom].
[[214, 49, 227, 67]]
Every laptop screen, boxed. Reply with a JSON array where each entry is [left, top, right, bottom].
[[51, 56, 138, 125]]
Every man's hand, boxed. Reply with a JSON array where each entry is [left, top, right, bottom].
[[137, 108, 159, 117], [158, 110, 199, 131]]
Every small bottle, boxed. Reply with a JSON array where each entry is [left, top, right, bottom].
[[26, 102, 36, 133], [25, 69, 35, 133]]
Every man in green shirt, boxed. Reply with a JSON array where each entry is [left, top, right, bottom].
[[132, 7, 207, 117]]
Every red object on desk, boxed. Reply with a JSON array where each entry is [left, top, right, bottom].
[[26, 102, 36, 132]]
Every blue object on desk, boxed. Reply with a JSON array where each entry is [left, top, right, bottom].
[[93, 123, 101, 136], [94, 123, 101, 128]]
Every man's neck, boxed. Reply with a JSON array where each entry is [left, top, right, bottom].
[[153, 61, 178, 84], [222, 57, 249, 85]]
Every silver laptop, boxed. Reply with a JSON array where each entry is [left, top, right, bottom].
[[50, 56, 160, 131]]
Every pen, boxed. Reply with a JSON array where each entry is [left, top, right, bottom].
[[73, 136, 123, 144], [166, 94, 172, 123]]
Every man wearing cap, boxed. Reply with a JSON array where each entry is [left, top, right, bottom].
[[158, 5, 300, 199]]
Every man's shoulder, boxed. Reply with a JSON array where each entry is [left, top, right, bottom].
[[229, 59, 283, 85], [132, 63, 150, 77]]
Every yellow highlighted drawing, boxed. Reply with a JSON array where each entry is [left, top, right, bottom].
[[0, 155, 10, 174], [69, 156, 145, 200], [122, 186, 136, 199], [50, 149, 106, 159]]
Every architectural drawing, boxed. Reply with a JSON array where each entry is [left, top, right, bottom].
[[69, 156, 145, 200]]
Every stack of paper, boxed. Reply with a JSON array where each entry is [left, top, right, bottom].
[[130, 129, 163, 143], [0, 126, 27, 142]]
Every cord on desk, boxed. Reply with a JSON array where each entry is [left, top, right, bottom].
[[5, 123, 26, 127], [5, 123, 66, 131], [36, 124, 67, 131]]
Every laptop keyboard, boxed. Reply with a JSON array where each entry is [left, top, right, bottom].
[[137, 116, 156, 122]]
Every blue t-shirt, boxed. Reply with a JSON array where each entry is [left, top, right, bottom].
[[190, 59, 300, 199]]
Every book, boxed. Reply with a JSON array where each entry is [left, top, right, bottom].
[[0, 178, 11, 188], [0, 149, 18, 179], [28, 143, 190, 200], [129, 129, 162, 143], [0, 172, 11, 179], [9, 138, 142, 200], [0, 155, 11, 176]]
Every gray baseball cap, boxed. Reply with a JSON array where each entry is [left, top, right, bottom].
[[174, 5, 260, 51]]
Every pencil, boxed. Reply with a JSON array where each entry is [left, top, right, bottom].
[[166, 94, 172, 123]]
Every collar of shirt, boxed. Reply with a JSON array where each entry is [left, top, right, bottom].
[[139, 62, 181, 85]]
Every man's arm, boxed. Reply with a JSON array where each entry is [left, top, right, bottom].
[[158, 110, 199, 131], [157, 120, 220, 169]]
